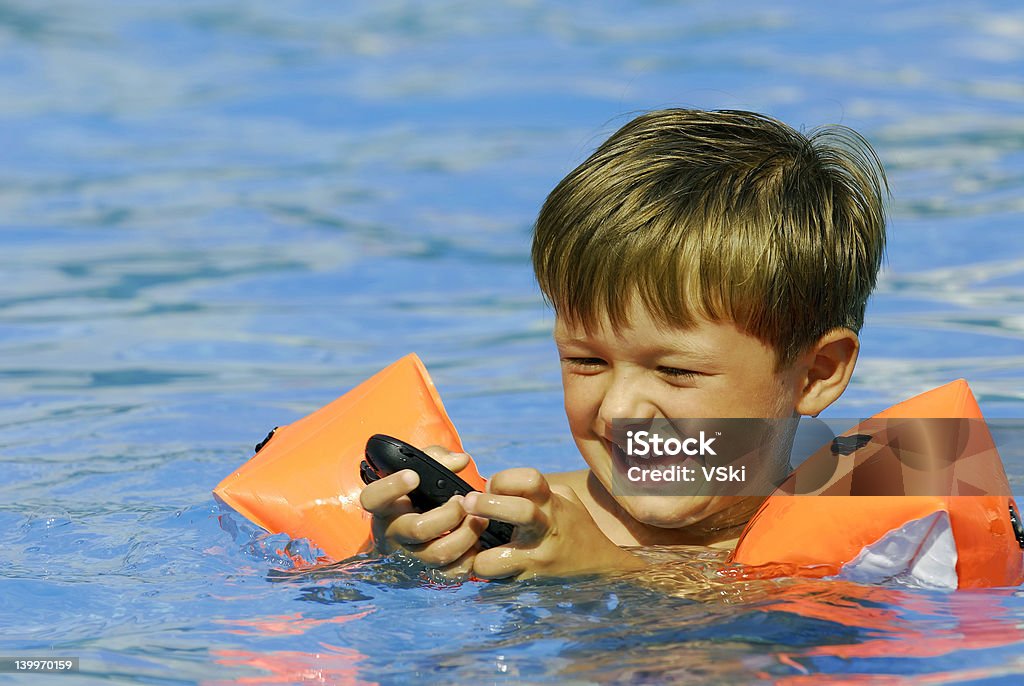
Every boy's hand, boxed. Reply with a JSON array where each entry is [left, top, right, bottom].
[[359, 446, 488, 577], [465, 468, 646, 580]]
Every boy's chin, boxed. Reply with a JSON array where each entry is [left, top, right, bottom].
[[615, 494, 726, 530]]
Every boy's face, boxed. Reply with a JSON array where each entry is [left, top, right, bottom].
[[554, 297, 804, 530]]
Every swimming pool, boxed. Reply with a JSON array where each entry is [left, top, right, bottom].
[[2, 1, 1024, 683]]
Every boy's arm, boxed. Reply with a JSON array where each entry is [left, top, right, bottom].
[[463, 468, 648, 580]]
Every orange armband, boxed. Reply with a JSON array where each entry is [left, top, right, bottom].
[[214, 354, 486, 561], [729, 380, 1024, 589]]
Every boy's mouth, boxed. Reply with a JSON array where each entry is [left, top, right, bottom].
[[602, 435, 628, 463], [601, 421, 654, 461]]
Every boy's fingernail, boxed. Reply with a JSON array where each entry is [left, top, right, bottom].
[[401, 471, 418, 487], [463, 492, 478, 512]]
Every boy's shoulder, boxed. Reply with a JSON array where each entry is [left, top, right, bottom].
[[545, 468, 589, 491], [545, 468, 654, 547]]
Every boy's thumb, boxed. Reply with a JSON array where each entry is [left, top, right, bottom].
[[423, 445, 471, 473]]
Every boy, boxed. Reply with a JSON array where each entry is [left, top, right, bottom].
[[360, 108, 888, 580]]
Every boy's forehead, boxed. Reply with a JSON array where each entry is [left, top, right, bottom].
[[552, 311, 722, 358], [553, 298, 711, 338]]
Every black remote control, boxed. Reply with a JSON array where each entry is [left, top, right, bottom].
[[361, 434, 514, 550]]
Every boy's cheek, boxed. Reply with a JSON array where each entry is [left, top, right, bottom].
[[562, 395, 599, 437], [573, 438, 618, 488]]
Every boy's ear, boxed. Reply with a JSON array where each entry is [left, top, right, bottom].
[[794, 328, 860, 417]]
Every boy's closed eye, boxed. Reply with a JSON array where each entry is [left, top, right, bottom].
[[656, 366, 700, 381], [561, 358, 606, 372]]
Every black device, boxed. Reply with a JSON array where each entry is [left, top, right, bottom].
[[360, 434, 514, 549]]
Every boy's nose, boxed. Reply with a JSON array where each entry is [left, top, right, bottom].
[[597, 370, 652, 425]]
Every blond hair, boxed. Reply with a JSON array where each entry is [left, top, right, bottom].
[[532, 109, 888, 369]]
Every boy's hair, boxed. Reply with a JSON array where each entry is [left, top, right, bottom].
[[532, 108, 888, 369]]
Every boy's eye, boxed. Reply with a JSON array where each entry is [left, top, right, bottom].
[[657, 367, 699, 381], [562, 357, 605, 369]]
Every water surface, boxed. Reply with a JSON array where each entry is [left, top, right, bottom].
[[2, 1, 1024, 683]]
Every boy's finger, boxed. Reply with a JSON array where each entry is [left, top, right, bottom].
[[369, 498, 416, 554], [423, 445, 471, 473], [388, 495, 469, 545], [437, 547, 477, 578], [472, 546, 528, 580], [359, 469, 419, 514], [463, 492, 550, 538], [407, 509, 488, 567], [486, 468, 551, 504]]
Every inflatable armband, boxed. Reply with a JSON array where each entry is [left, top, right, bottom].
[[214, 354, 486, 561], [729, 379, 1024, 589]]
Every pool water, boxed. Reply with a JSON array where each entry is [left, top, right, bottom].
[[2, 1, 1024, 683]]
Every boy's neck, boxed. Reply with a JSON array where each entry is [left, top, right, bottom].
[[584, 471, 769, 549]]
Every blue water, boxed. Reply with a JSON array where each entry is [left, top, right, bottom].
[[2, 1, 1024, 683]]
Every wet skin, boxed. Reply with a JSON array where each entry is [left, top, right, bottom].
[[360, 299, 859, 579]]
